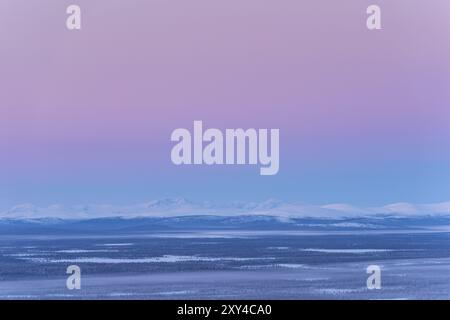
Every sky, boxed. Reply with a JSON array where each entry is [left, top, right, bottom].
[[1, 0, 450, 210]]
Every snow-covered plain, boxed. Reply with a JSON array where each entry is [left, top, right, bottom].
[[0, 215, 450, 299]]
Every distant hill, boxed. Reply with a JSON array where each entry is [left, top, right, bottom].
[[1, 214, 450, 235]]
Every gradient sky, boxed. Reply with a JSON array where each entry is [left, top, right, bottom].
[[1, 0, 450, 210]]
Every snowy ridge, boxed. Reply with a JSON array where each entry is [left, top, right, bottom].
[[1, 198, 450, 220]]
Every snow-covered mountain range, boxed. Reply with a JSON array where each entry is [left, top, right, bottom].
[[2, 198, 450, 220]]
